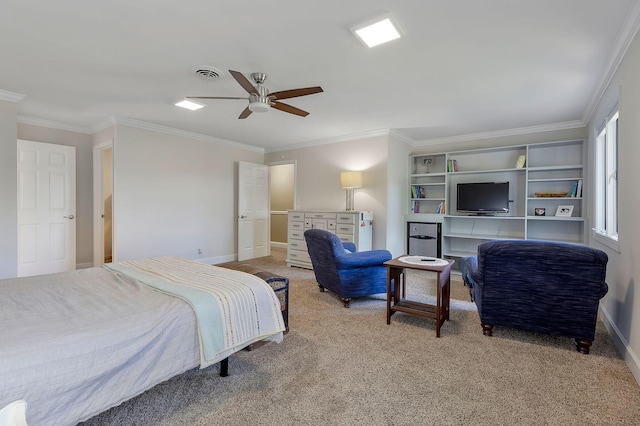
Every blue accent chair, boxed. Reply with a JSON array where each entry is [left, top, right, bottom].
[[459, 240, 608, 354], [304, 229, 392, 308]]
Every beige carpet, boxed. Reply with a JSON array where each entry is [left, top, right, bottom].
[[83, 248, 640, 425]]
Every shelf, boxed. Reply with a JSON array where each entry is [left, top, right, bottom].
[[448, 167, 525, 175], [444, 233, 524, 241], [528, 177, 582, 182], [527, 197, 582, 201], [528, 165, 582, 171], [411, 173, 446, 178], [445, 215, 525, 220], [526, 216, 584, 221], [411, 198, 445, 201]]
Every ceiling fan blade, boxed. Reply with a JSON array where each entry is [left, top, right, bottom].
[[186, 96, 246, 100], [229, 70, 258, 95], [272, 101, 309, 117], [238, 106, 252, 119], [268, 86, 323, 100]]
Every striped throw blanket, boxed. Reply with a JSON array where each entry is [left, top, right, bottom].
[[105, 257, 285, 368]]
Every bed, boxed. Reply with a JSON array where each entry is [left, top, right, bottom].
[[0, 257, 286, 426]]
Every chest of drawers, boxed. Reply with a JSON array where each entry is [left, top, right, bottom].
[[286, 210, 373, 269]]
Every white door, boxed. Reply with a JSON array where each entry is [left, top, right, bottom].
[[238, 161, 269, 261], [17, 140, 76, 277]]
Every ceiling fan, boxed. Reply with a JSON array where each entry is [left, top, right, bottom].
[[187, 70, 323, 119]]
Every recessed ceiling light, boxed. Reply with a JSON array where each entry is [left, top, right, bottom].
[[351, 13, 402, 48], [175, 99, 206, 111]]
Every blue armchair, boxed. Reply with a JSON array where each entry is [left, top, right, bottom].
[[304, 229, 392, 308], [459, 240, 608, 354]]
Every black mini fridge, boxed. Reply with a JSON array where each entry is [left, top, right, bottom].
[[407, 222, 441, 257]]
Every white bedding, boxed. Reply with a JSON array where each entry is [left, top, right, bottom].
[[0, 258, 285, 426]]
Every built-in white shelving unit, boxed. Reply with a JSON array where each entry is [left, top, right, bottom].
[[408, 139, 585, 258]]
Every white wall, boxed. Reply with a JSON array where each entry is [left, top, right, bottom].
[[588, 26, 640, 384], [113, 124, 263, 263], [0, 100, 18, 278], [387, 134, 412, 256], [265, 134, 390, 250]]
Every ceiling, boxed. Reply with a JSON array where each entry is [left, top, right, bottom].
[[2, 1, 639, 151]]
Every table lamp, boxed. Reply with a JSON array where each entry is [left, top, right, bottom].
[[340, 171, 362, 211]]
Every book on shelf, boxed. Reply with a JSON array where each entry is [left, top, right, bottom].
[[447, 159, 458, 172], [570, 182, 578, 197], [436, 201, 446, 214], [411, 185, 426, 199], [576, 179, 582, 197], [412, 200, 419, 213], [516, 154, 526, 168]]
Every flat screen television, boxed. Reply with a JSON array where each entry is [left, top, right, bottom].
[[456, 182, 510, 214]]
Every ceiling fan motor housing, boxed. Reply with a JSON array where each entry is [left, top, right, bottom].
[[248, 85, 271, 112]]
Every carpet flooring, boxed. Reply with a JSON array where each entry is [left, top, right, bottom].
[[82, 248, 640, 425]]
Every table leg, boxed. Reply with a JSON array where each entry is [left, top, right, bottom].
[[436, 271, 441, 338], [386, 267, 393, 324]]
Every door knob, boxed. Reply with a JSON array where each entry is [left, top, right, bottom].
[[63, 215, 75, 219], [240, 215, 247, 219]]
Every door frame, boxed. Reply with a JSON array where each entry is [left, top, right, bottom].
[[93, 139, 114, 266], [266, 160, 297, 248]]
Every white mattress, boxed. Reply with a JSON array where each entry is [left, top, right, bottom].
[[0, 260, 284, 425]]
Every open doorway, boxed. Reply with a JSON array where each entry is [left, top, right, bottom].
[[93, 140, 113, 265], [269, 162, 295, 248]]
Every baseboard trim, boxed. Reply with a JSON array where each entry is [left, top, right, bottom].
[[270, 241, 287, 249], [76, 262, 93, 270], [600, 305, 640, 387]]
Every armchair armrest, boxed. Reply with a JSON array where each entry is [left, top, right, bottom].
[[459, 256, 478, 288], [335, 250, 392, 269]]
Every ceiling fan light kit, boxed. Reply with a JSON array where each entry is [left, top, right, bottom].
[[185, 69, 323, 119]]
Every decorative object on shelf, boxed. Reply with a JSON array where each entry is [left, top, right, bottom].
[[534, 208, 546, 216], [555, 205, 574, 217], [340, 171, 362, 211], [535, 192, 568, 198], [423, 157, 434, 172], [516, 154, 526, 168]]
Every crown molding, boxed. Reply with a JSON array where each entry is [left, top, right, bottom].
[[388, 129, 416, 146], [111, 116, 264, 153], [582, 0, 640, 125], [17, 115, 93, 134], [0, 90, 25, 103], [413, 120, 585, 146], [265, 128, 393, 153]]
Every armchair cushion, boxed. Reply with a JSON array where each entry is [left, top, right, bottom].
[[335, 250, 393, 269]]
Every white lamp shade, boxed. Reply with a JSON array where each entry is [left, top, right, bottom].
[[340, 171, 362, 189]]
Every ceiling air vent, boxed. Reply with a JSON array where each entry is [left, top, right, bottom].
[[190, 65, 223, 81]]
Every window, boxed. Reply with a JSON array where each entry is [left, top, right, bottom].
[[594, 108, 619, 250]]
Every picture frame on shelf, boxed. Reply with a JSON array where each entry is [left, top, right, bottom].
[[555, 205, 574, 217]]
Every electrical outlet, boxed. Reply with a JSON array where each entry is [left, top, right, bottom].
[[197, 248, 202, 255]]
